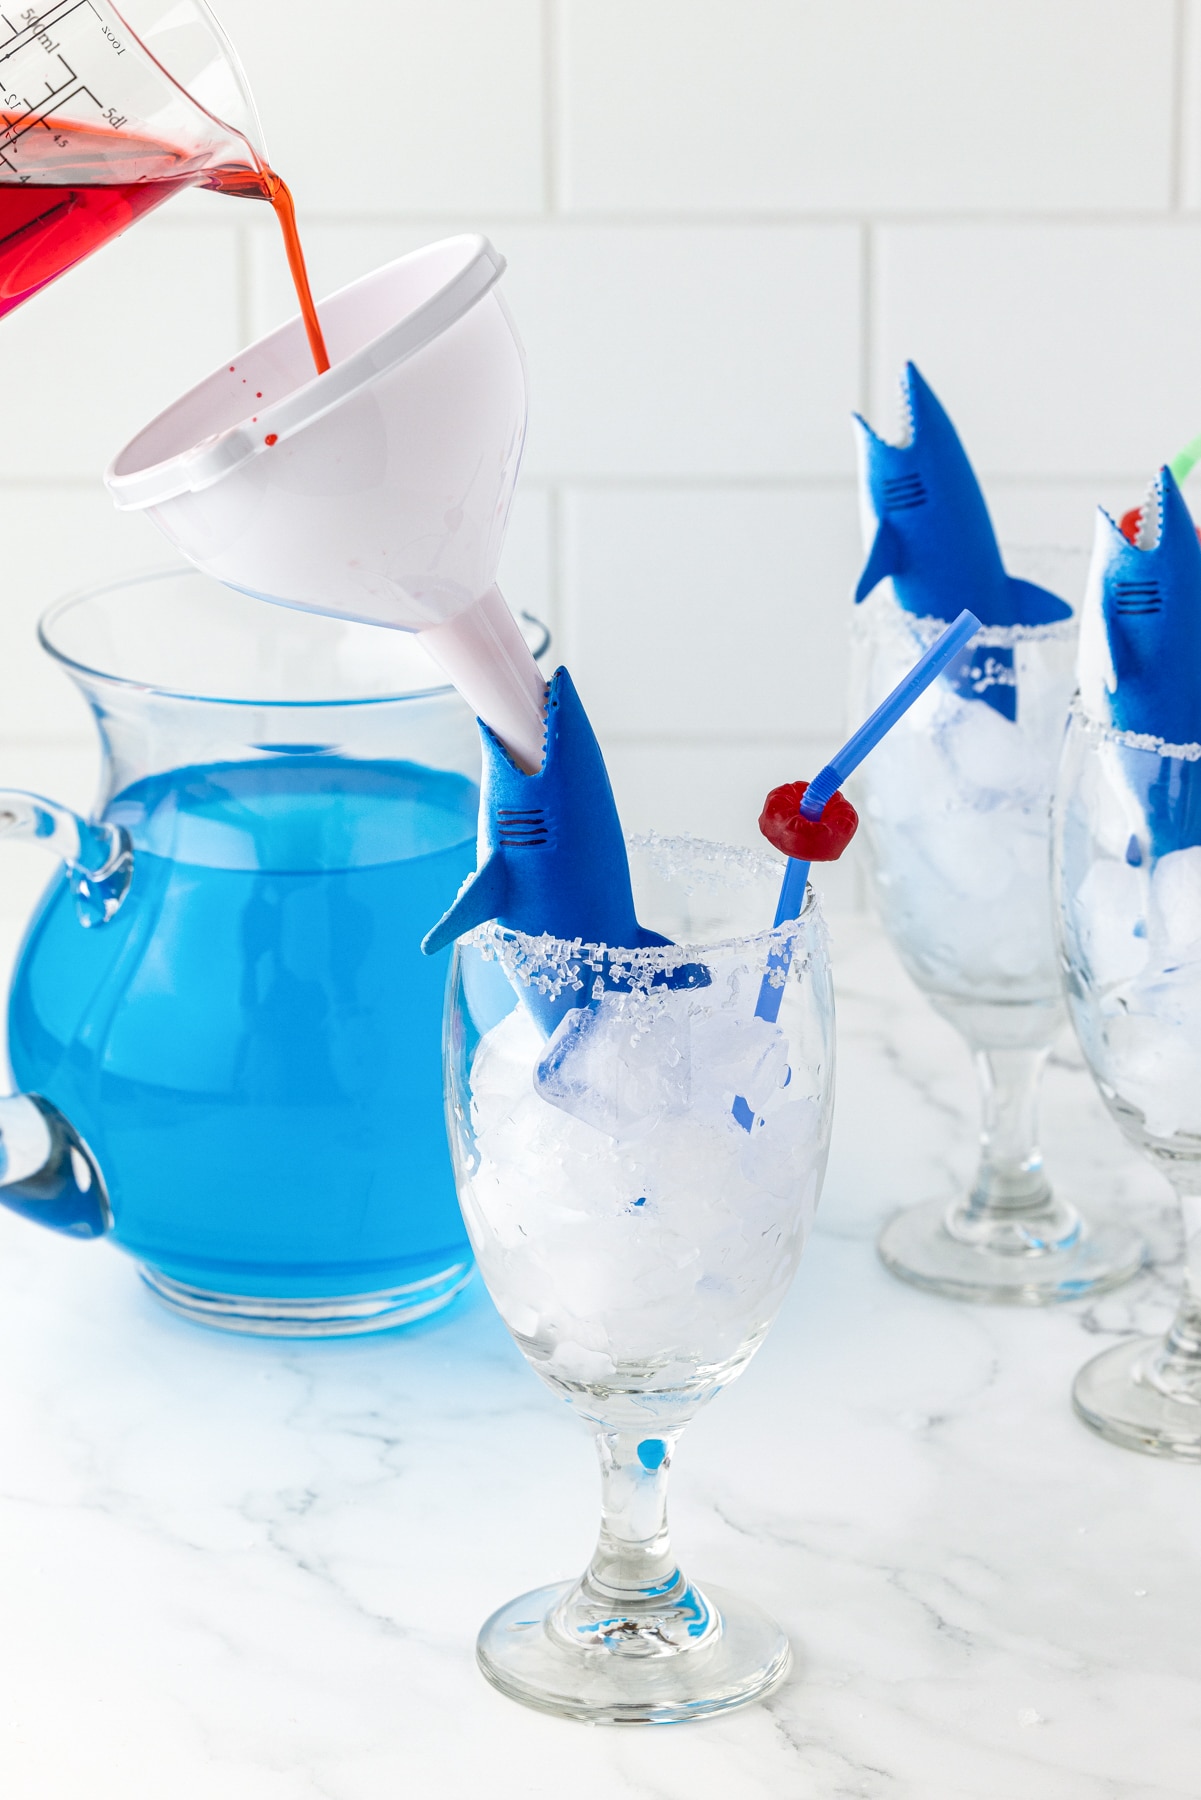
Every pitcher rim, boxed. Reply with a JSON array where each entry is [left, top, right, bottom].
[[38, 566, 550, 711]]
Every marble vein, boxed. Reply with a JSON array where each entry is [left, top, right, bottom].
[[0, 902, 1195, 1796]]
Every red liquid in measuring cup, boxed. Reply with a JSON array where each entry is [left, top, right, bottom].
[[0, 166, 190, 318], [0, 120, 330, 372]]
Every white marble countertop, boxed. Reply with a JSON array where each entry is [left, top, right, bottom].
[[0, 884, 1194, 1799]]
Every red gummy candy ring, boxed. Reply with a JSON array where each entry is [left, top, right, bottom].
[[759, 780, 858, 862]]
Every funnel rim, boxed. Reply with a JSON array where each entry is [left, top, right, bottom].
[[39, 564, 550, 709], [104, 234, 506, 510]]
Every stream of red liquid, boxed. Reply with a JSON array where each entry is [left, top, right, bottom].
[[0, 122, 330, 373]]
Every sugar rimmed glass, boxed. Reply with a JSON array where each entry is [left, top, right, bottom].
[[851, 576, 1145, 1303], [1055, 707, 1201, 1456], [444, 835, 835, 1722]]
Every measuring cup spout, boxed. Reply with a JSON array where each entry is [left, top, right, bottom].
[[0, 0, 266, 179]]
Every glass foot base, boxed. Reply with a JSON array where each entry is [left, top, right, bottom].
[[1074, 1335, 1201, 1460], [138, 1260, 473, 1337], [476, 1580, 791, 1724], [878, 1199, 1145, 1305]]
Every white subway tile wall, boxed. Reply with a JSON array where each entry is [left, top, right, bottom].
[[0, 1, 1194, 896], [559, 0, 1177, 214]]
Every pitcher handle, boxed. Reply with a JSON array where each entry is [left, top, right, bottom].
[[0, 789, 132, 926], [0, 1094, 111, 1237]]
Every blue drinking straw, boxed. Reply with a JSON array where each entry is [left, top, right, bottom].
[[732, 606, 980, 1131]]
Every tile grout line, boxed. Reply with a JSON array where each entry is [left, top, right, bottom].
[[237, 208, 1201, 231], [1175, 0, 1191, 211], [545, 483, 565, 658], [859, 221, 874, 420], [553, 487, 576, 666], [542, 0, 561, 215], [0, 471, 1165, 494], [235, 222, 254, 349]]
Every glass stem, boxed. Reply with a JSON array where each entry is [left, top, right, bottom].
[[1163, 1182, 1201, 1367], [585, 1429, 682, 1604], [968, 1045, 1053, 1216]]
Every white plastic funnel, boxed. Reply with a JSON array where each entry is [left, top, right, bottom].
[[104, 235, 547, 770]]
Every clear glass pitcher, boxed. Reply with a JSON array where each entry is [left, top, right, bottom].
[[0, 567, 546, 1336]]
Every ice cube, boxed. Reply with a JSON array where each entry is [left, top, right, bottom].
[[1149, 847, 1201, 959], [688, 1010, 791, 1116], [534, 991, 692, 1139], [918, 809, 1020, 902], [858, 721, 948, 826], [543, 1342, 618, 1386], [1101, 982, 1201, 1140], [462, 999, 830, 1394], [740, 1097, 820, 1184], [936, 697, 1042, 798], [1073, 859, 1149, 988], [879, 806, 1057, 991]]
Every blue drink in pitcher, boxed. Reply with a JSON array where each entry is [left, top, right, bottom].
[[0, 569, 543, 1335]]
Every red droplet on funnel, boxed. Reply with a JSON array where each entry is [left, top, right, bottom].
[[264, 433, 278, 447], [759, 780, 858, 862]]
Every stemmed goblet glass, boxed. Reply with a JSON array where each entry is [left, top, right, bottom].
[[444, 835, 834, 1721], [1055, 708, 1201, 1457], [851, 580, 1145, 1302]]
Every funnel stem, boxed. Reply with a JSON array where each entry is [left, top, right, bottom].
[[421, 588, 547, 774]]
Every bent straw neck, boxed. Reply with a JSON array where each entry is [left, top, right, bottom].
[[774, 606, 980, 923]]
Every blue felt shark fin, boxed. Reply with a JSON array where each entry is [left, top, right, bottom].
[[1004, 576, 1072, 626], [635, 927, 671, 948], [421, 853, 508, 957], [854, 517, 903, 603]]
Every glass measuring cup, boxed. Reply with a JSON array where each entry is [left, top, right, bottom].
[[0, 566, 548, 1336], [0, 0, 326, 365]]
